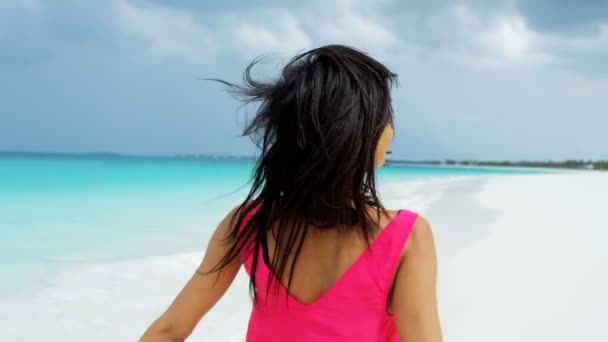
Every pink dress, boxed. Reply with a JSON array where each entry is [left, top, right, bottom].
[[239, 208, 418, 341]]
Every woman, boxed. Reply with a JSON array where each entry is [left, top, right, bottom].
[[141, 45, 442, 341]]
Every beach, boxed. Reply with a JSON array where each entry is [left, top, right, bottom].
[[433, 173, 608, 341], [1, 169, 607, 341]]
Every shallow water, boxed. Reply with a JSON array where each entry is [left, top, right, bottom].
[[0, 152, 542, 340]]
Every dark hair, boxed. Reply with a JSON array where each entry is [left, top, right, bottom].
[[206, 45, 398, 304]]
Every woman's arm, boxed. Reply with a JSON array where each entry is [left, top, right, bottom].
[[140, 208, 241, 342], [393, 216, 443, 342]]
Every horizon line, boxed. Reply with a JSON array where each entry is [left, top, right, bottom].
[[1, 150, 605, 163]]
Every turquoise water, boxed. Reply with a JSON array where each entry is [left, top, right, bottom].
[[0, 152, 539, 294]]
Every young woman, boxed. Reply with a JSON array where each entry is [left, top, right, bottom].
[[141, 45, 442, 341]]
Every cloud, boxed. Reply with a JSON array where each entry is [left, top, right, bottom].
[[233, 12, 312, 56], [110, 2, 314, 64], [112, 0, 214, 64], [3, 0, 606, 75], [314, 11, 401, 51], [15, 0, 41, 13], [493, 0, 608, 77], [0, 0, 51, 65], [447, 6, 555, 68], [291, 1, 555, 70], [515, 0, 608, 35], [479, 16, 544, 63], [540, 23, 608, 77], [372, 2, 608, 78], [104, 0, 608, 76], [0, 0, 42, 13], [1, 0, 607, 159]]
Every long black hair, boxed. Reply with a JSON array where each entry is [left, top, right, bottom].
[[206, 45, 398, 304]]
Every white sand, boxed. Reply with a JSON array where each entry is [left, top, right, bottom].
[[430, 173, 608, 341], [1, 172, 606, 341]]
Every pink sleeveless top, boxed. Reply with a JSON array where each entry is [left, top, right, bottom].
[[239, 208, 418, 341]]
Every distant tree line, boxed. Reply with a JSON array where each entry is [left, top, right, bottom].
[[387, 159, 608, 171]]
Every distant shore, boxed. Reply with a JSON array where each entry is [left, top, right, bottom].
[[386, 159, 608, 171], [2, 150, 606, 171], [384, 161, 581, 173]]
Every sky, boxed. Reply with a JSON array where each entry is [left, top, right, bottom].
[[1, 0, 607, 160]]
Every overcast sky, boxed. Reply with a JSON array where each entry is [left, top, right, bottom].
[[1, 0, 607, 160]]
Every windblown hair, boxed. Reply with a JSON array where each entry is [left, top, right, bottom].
[[207, 45, 398, 304]]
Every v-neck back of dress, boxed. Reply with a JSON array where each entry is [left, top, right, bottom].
[[240, 207, 418, 342]]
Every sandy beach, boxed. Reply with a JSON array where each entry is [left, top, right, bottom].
[[1, 172, 607, 341]]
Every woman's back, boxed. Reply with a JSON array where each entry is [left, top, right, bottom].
[[140, 45, 442, 342], [240, 207, 419, 341]]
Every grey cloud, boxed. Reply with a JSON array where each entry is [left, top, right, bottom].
[[0, 1, 119, 66], [0, 0, 606, 159], [507, 0, 608, 78], [516, 0, 608, 35]]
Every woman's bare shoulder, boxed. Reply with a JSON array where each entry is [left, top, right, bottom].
[[404, 214, 435, 256]]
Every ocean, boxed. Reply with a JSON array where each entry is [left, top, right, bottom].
[[0, 152, 539, 340]]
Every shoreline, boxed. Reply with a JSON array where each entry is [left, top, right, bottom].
[[386, 161, 592, 173]]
